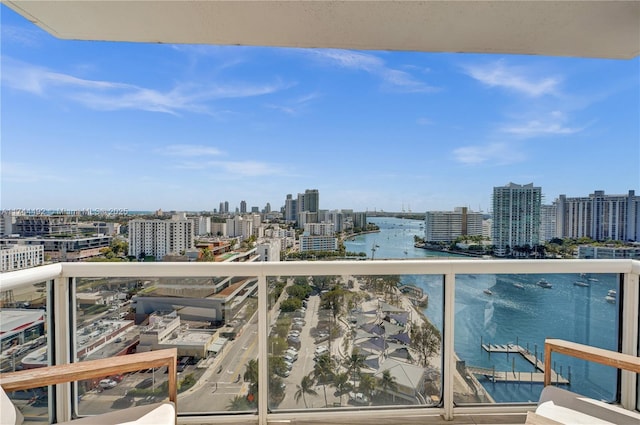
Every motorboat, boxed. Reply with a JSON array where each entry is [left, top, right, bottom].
[[536, 279, 553, 288], [573, 281, 590, 287], [483, 289, 493, 295], [605, 289, 617, 304], [513, 283, 524, 290]]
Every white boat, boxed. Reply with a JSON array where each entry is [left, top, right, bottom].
[[536, 279, 553, 289], [605, 289, 617, 304], [483, 289, 493, 295], [573, 281, 590, 287], [513, 283, 524, 290]]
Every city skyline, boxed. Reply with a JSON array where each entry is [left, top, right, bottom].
[[1, 6, 638, 213]]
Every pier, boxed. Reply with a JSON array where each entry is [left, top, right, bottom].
[[467, 343, 570, 385]]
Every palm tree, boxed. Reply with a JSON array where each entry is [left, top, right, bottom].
[[358, 373, 376, 404], [331, 372, 352, 406], [294, 373, 318, 408], [243, 359, 259, 397], [227, 395, 251, 411], [378, 369, 398, 403], [313, 353, 334, 407], [344, 348, 365, 387]]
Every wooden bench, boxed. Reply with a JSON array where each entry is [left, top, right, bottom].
[[1, 348, 177, 425]]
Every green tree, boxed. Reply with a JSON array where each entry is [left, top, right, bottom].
[[312, 353, 335, 407], [331, 372, 352, 406], [227, 395, 251, 411], [358, 373, 376, 403], [378, 369, 398, 403], [294, 373, 318, 408], [410, 322, 441, 367], [344, 348, 365, 387], [243, 359, 259, 396]]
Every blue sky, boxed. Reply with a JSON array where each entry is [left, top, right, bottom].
[[1, 6, 638, 214]]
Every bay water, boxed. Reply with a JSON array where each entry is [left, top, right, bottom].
[[344, 216, 620, 403]]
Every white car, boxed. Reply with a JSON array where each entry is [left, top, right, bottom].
[[99, 379, 117, 389]]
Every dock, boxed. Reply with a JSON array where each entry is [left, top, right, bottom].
[[468, 343, 570, 385]]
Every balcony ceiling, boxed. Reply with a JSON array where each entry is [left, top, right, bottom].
[[4, 0, 639, 59]]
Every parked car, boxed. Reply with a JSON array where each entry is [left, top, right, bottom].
[[99, 379, 117, 389], [314, 346, 329, 358]]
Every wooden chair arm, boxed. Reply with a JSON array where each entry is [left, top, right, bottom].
[[0, 348, 178, 405], [544, 339, 640, 386]]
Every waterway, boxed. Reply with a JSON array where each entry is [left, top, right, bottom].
[[344, 216, 620, 404]]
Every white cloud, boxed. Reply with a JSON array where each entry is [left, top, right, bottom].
[[453, 142, 525, 165], [464, 60, 560, 97], [310, 49, 438, 93], [500, 110, 584, 137], [173, 160, 285, 177], [1, 57, 288, 114], [267, 92, 321, 115], [155, 144, 224, 157]]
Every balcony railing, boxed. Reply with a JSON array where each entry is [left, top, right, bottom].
[[1, 259, 638, 425]]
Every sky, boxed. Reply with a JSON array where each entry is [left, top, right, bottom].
[[1, 6, 638, 214]]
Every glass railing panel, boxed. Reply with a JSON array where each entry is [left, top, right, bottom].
[[453, 272, 620, 405], [268, 273, 443, 411], [74, 275, 259, 416], [1, 280, 50, 423]]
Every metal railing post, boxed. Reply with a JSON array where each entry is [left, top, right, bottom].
[[620, 271, 639, 409], [257, 272, 269, 425], [443, 272, 456, 420]]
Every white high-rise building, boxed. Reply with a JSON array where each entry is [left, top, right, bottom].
[[492, 183, 542, 257], [555, 190, 639, 242], [128, 213, 194, 260], [540, 204, 557, 242], [424, 207, 483, 242], [256, 239, 281, 262]]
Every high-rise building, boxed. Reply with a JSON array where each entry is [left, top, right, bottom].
[[264, 203, 271, 214], [424, 207, 483, 243], [240, 200, 247, 214], [298, 189, 319, 215], [540, 204, 557, 242], [284, 194, 297, 222], [555, 190, 639, 242], [224, 201, 229, 214], [128, 213, 194, 260], [492, 183, 542, 256]]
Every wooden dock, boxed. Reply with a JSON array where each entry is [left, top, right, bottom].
[[469, 344, 570, 385]]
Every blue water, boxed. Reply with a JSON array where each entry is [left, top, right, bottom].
[[345, 217, 621, 403]]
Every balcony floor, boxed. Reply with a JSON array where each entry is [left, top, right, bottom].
[[181, 413, 527, 425]]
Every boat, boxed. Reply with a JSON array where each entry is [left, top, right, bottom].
[[483, 289, 493, 295], [536, 279, 553, 288], [513, 283, 524, 290], [588, 277, 599, 282], [605, 289, 617, 304], [573, 281, 590, 287]]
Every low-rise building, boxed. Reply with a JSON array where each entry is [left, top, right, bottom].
[[0, 245, 44, 272]]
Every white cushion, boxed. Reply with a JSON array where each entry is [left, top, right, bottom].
[[0, 386, 24, 425], [536, 400, 614, 425]]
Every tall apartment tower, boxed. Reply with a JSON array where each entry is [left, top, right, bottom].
[[224, 201, 229, 214], [284, 194, 297, 222], [540, 204, 558, 242], [424, 207, 483, 243], [555, 190, 639, 242], [128, 213, 194, 260], [240, 200, 247, 214], [298, 189, 319, 214], [492, 183, 542, 256]]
